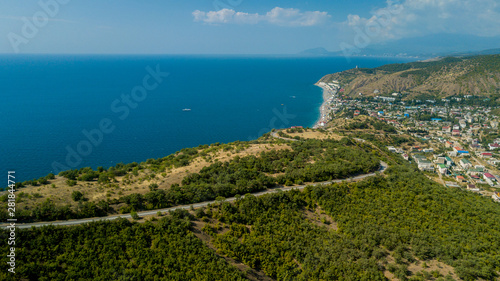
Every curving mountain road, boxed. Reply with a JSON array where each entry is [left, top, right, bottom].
[[270, 131, 299, 142], [8, 161, 387, 229]]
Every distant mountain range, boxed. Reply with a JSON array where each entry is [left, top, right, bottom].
[[318, 54, 500, 99], [300, 33, 500, 58]]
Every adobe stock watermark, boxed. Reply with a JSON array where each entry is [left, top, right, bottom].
[[7, 0, 71, 53], [6, 171, 16, 274], [339, 0, 403, 62], [51, 65, 169, 174], [248, 106, 296, 140], [213, 0, 243, 11]]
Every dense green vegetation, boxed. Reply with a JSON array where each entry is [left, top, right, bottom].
[[312, 167, 500, 280], [5, 162, 500, 280], [204, 164, 500, 281], [0, 210, 246, 280], [336, 118, 415, 147], [209, 190, 387, 280], [343, 118, 397, 134]]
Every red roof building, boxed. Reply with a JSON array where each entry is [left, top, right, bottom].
[[484, 173, 495, 179], [489, 143, 500, 150], [481, 152, 493, 158]]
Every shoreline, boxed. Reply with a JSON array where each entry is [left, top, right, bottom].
[[312, 81, 339, 128]]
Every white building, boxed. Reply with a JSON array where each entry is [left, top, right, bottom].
[[493, 192, 500, 202], [418, 160, 434, 171], [387, 146, 397, 153]]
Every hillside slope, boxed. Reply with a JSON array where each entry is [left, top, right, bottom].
[[2, 120, 500, 280], [3, 163, 500, 280], [319, 55, 500, 99]]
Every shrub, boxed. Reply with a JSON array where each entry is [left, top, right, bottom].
[[71, 191, 84, 202], [131, 211, 140, 220]]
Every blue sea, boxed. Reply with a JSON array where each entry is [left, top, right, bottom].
[[0, 55, 413, 182]]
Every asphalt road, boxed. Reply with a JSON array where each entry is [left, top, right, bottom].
[[8, 161, 388, 229], [270, 131, 299, 141]]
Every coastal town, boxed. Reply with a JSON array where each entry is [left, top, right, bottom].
[[316, 81, 500, 203]]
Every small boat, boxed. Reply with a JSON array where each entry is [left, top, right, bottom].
[[182, 108, 191, 111]]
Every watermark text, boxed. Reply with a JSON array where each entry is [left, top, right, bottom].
[[6, 171, 16, 274]]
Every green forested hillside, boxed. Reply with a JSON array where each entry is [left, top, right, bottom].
[[0, 211, 246, 281], [3, 162, 500, 280], [205, 165, 500, 280]]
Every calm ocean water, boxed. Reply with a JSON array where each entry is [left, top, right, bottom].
[[0, 55, 413, 181]]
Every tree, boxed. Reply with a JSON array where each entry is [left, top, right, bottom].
[[131, 211, 140, 220], [98, 173, 110, 184], [38, 178, 49, 185], [71, 191, 84, 202], [149, 183, 159, 191]]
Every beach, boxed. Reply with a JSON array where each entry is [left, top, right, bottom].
[[313, 81, 339, 128]]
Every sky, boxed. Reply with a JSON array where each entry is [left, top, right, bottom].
[[0, 0, 499, 54]]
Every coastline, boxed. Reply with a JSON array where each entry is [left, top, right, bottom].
[[312, 81, 339, 128]]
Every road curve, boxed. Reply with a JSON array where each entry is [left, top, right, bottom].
[[9, 161, 387, 229], [270, 131, 299, 142]]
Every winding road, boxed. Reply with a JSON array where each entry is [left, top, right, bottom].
[[270, 131, 299, 142], [8, 161, 387, 229]]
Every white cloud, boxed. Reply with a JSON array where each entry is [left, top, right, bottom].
[[193, 9, 236, 24], [344, 0, 500, 41], [266, 7, 330, 26], [192, 7, 330, 27]]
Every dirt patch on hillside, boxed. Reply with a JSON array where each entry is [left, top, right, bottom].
[[383, 252, 459, 281], [288, 130, 343, 140], [408, 259, 458, 280], [302, 206, 338, 231]]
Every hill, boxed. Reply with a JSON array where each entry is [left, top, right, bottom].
[[298, 47, 333, 56], [2, 158, 500, 280], [352, 34, 500, 58], [2, 119, 500, 280], [0, 128, 383, 222], [300, 34, 500, 58], [318, 55, 500, 99]]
